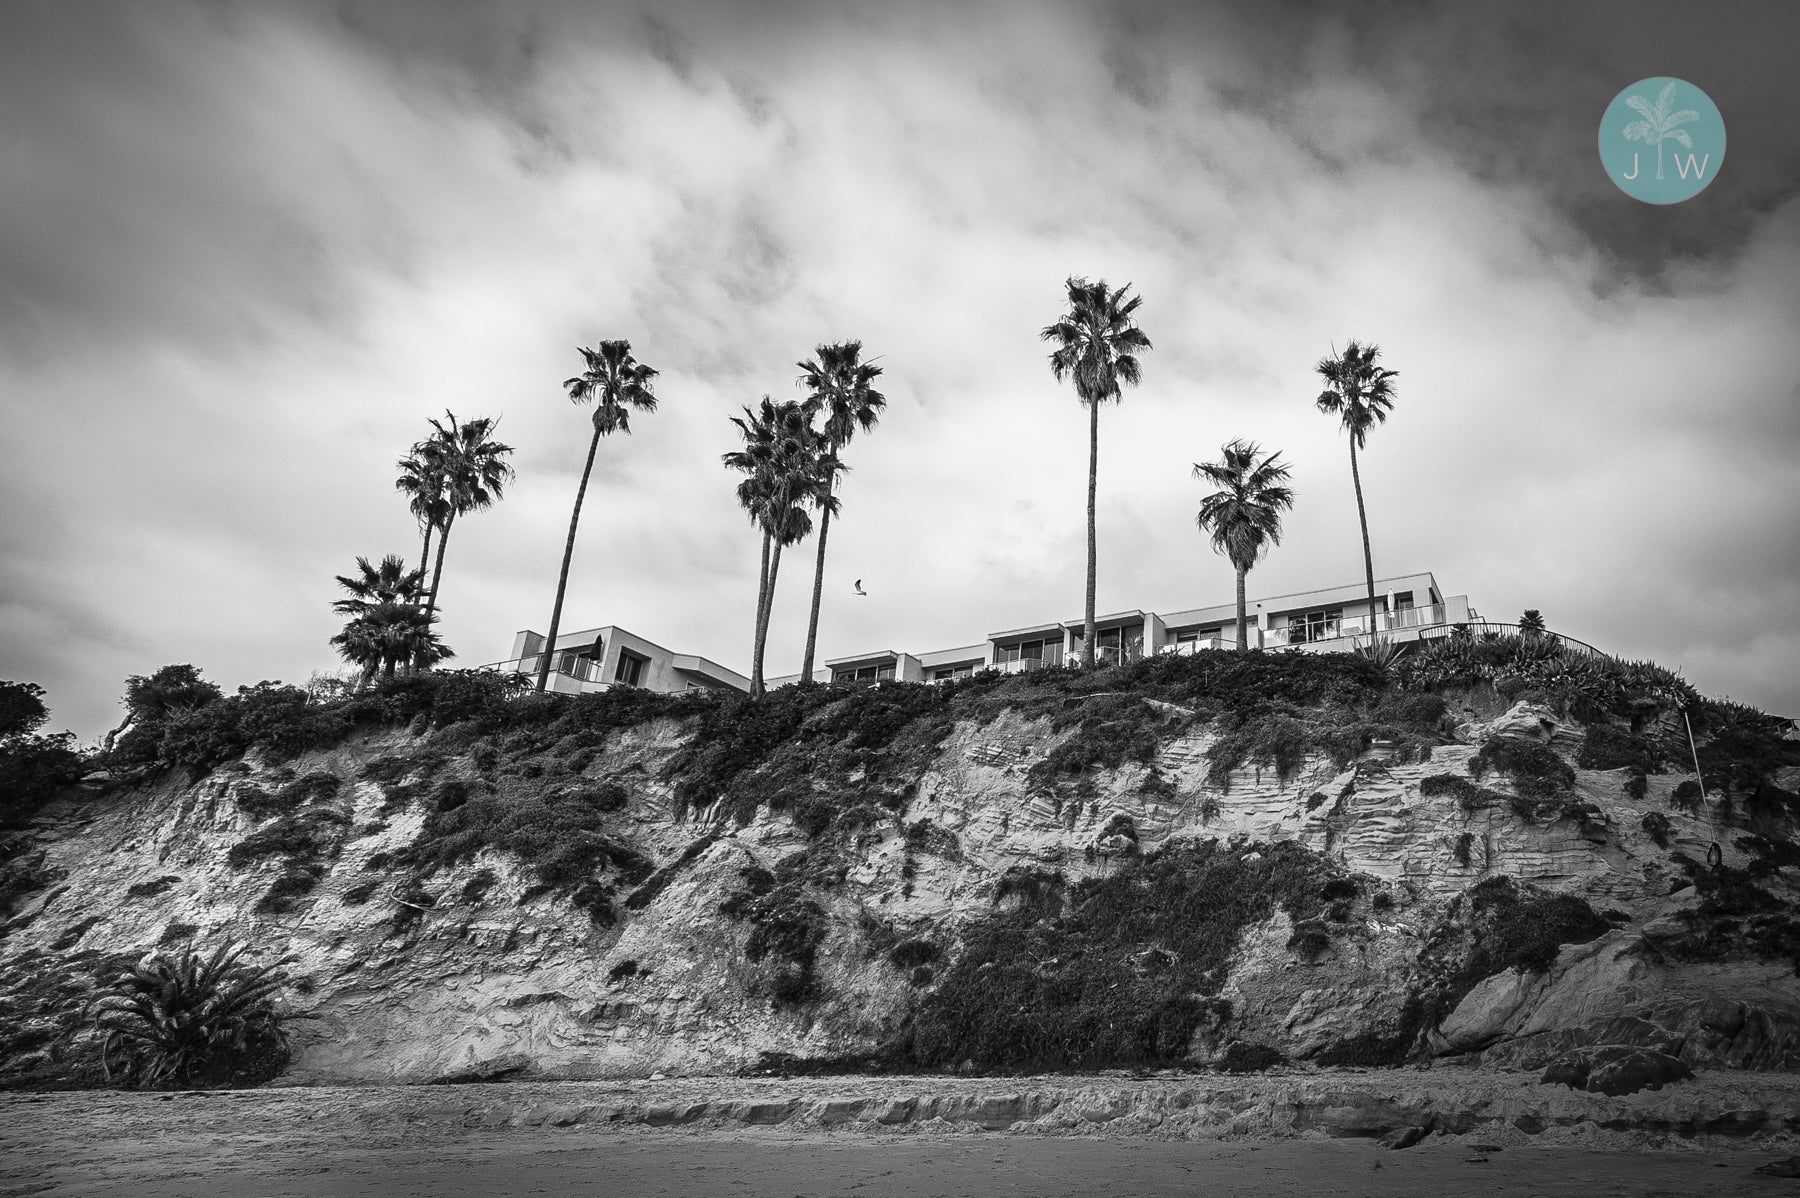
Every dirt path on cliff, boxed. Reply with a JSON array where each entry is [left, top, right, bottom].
[[4, 1077, 1799, 1197]]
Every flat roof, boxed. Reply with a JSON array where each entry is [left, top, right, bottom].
[[825, 649, 904, 669], [1162, 606, 1237, 629], [1060, 610, 1149, 632], [1161, 574, 1440, 626], [987, 620, 1065, 641], [917, 643, 989, 668], [671, 654, 749, 690]]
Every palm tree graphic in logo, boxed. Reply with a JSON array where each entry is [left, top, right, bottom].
[[1621, 81, 1699, 181]]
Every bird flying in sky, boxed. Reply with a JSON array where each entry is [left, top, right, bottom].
[[853, 579, 866, 596]]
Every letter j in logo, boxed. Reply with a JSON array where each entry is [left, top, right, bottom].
[[1599, 77, 1726, 204]]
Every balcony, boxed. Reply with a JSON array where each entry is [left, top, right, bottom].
[[1159, 637, 1235, 655], [1092, 644, 1145, 667], [990, 655, 1069, 676], [1265, 603, 1452, 649], [479, 652, 615, 694]]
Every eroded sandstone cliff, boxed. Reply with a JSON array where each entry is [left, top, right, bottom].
[[2, 652, 1797, 1088]]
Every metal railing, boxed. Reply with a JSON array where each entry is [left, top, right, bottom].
[[1414, 622, 1608, 658], [476, 654, 613, 688]]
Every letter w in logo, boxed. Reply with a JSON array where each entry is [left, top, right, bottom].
[[1674, 153, 1712, 180]]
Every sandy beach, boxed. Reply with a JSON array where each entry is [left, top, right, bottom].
[[6, 1076, 1799, 1197]]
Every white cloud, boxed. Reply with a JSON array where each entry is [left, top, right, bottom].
[[2, 2, 1796, 737]]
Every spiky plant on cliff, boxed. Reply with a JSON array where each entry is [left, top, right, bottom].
[[86, 941, 290, 1088]]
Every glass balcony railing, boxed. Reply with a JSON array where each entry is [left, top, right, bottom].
[[991, 655, 1067, 675], [1267, 604, 1450, 647], [1159, 637, 1232, 655]]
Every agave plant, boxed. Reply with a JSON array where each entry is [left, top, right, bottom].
[[87, 941, 289, 1087], [1351, 633, 1401, 668]]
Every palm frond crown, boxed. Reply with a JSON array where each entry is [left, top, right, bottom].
[[798, 340, 887, 453], [1039, 277, 1152, 407], [1193, 439, 1296, 573], [1314, 339, 1398, 448], [332, 555, 425, 616], [566, 339, 659, 437], [425, 411, 515, 519]]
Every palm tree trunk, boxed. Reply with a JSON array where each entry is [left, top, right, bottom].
[[750, 531, 772, 696], [759, 539, 785, 685], [416, 525, 434, 604], [800, 504, 832, 684], [425, 511, 455, 621], [1349, 438, 1379, 619], [537, 425, 603, 692], [1235, 567, 1248, 651], [1083, 398, 1098, 669]]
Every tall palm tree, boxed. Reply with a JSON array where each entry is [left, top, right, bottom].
[[419, 412, 514, 623], [723, 398, 829, 696], [796, 340, 886, 683], [1041, 277, 1151, 669], [537, 341, 659, 693], [1194, 440, 1296, 650], [1314, 340, 1397, 624], [394, 445, 449, 604]]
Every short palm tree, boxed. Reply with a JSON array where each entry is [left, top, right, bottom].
[[1314, 340, 1397, 625], [1519, 609, 1546, 635], [87, 941, 289, 1088], [418, 412, 514, 622], [332, 554, 426, 619], [796, 341, 886, 683], [332, 553, 428, 687], [1041, 277, 1151, 669], [538, 341, 659, 693], [1194, 440, 1296, 650], [331, 600, 452, 684], [723, 398, 830, 695]]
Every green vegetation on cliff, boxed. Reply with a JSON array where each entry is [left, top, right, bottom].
[[894, 839, 1344, 1071]]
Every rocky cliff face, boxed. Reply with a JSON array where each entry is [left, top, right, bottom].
[[3, 661, 1798, 1088]]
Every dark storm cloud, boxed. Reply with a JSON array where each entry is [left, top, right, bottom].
[[1203, 0, 1800, 282]]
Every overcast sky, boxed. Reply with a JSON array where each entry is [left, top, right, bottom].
[[3, 1, 1797, 740]]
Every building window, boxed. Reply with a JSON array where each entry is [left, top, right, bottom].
[[614, 651, 647, 687], [1393, 591, 1414, 610], [998, 638, 1056, 664], [1289, 608, 1342, 644], [835, 662, 893, 684], [1085, 625, 1142, 661]]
